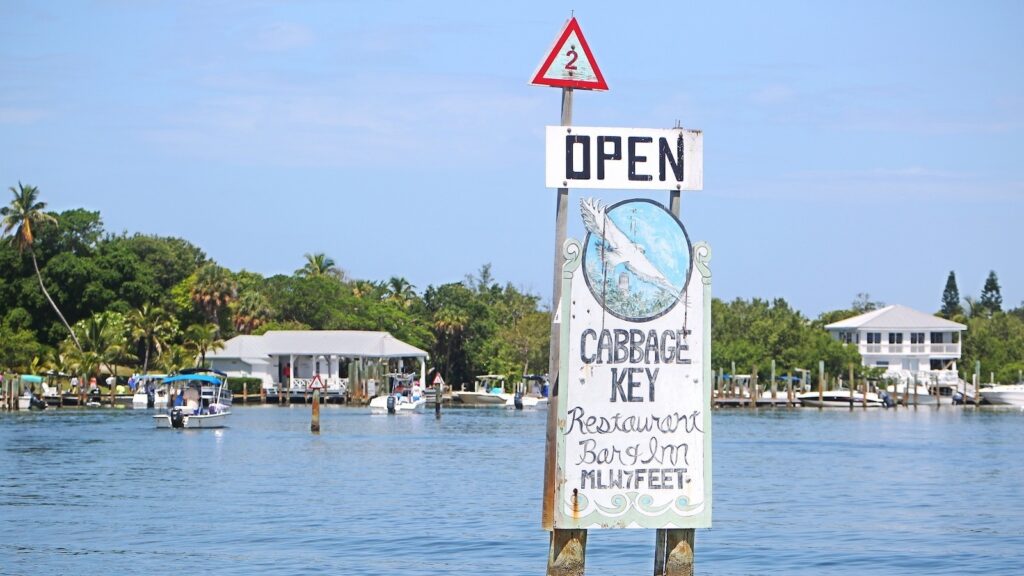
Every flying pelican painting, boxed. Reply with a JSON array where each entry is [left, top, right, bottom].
[[579, 198, 680, 296]]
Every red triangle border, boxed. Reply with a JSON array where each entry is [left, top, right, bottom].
[[530, 17, 608, 91]]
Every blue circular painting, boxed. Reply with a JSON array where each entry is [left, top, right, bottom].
[[581, 198, 693, 322]]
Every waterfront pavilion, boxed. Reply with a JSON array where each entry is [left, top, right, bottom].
[[207, 330, 429, 396]]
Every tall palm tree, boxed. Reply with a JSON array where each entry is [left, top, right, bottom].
[[127, 303, 171, 373], [157, 344, 194, 375], [184, 323, 224, 367], [298, 252, 343, 279], [0, 182, 81, 350], [77, 313, 127, 381], [233, 291, 271, 335], [190, 263, 236, 329], [385, 276, 417, 308]]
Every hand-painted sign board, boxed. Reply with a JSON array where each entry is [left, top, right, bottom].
[[545, 126, 703, 191], [553, 198, 712, 529], [531, 17, 608, 91]]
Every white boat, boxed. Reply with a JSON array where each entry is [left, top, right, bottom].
[[369, 393, 426, 414], [980, 384, 1024, 406], [797, 389, 886, 408], [154, 370, 232, 429], [131, 374, 169, 408], [16, 375, 47, 411], [369, 373, 427, 414], [453, 375, 514, 407], [885, 382, 940, 406]]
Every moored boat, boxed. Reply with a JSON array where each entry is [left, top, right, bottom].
[[980, 384, 1024, 407], [154, 369, 232, 429], [131, 374, 169, 409], [797, 389, 885, 408]]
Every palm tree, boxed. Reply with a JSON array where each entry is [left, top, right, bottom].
[[0, 183, 81, 350], [297, 252, 344, 279], [127, 303, 171, 373], [184, 323, 224, 367], [385, 276, 417, 308], [157, 344, 194, 375], [233, 291, 271, 335], [190, 263, 236, 329], [77, 313, 127, 383]]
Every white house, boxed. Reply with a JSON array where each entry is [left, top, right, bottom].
[[825, 305, 967, 387], [206, 330, 429, 394]]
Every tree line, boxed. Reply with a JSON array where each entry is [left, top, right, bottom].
[[2, 184, 1022, 387]]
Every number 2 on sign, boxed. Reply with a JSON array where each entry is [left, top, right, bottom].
[[564, 48, 578, 70]]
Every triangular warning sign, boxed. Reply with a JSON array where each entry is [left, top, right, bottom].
[[530, 17, 608, 91], [432, 373, 445, 386]]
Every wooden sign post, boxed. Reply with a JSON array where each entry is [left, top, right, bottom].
[[534, 17, 709, 575]]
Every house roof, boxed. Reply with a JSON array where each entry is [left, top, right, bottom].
[[825, 305, 966, 331], [208, 330, 428, 360]]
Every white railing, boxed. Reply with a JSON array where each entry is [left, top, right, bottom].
[[861, 343, 960, 356], [287, 377, 348, 393]]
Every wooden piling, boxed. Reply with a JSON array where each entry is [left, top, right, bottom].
[[654, 527, 695, 576], [786, 373, 793, 407], [749, 368, 758, 408], [770, 360, 777, 404], [913, 374, 918, 408], [547, 528, 587, 576], [861, 377, 867, 409], [435, 380, 442, 419], [846, 365, 853, 410], [311, 389, 320, 433]]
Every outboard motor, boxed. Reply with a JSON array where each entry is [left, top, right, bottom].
[[386, 394, 397, 415], [170, 408, 185, 428], [952, 391, 965, 405], [514, 392, 524, 410], [29, 393, 47, 410], [146, 389, 155, 409]]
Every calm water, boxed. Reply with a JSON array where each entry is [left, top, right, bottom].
[[1, 405, 1022, 575]]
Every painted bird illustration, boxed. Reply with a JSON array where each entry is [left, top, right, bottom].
[[579, 198, 679, 296]]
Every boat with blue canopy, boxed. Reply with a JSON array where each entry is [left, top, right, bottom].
[[153, 369, 232, 429]]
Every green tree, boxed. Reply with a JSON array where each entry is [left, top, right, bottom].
[[127, 303, 172, 373], [74, 312, 128, 382], [184, 323, 224, 367], [233, 290, 272, 335], [979, 270, 1003, 316], [940, 271, 963, 318], [297, 252, 343, 279], [190, 263, 236, 330], [0, 183, 82, 349]]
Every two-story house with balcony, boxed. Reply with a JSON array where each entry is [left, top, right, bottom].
[[825, 305, 967, 389]]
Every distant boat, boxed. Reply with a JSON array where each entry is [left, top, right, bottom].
[[369, 373, 426, 414], [131, 374, 169, 409], [797, 389, 885, 408], [154, 369, 232, 429], [980, 384, 1024, 407], [452, 375, 513, 407]]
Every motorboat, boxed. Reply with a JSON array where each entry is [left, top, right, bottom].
[[980, 384, 1024, 406], [154, 369, 232, 429], [369, 373, 426, 414], [885, 382, 940, 406], [452, 375, 513, 407], [16, 375, 47, 411], [797, 389, 886, 408], [131, 374, 169, 408]]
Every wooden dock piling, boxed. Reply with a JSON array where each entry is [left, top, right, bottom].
[[547, 528, 587, 576], [310, 389, 320, 433], [654, 527, 695, 576]]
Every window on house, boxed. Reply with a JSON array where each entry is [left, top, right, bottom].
[[876, 361, 889, 367], [867, 332, 881, 344], [930, 332, 944, 344], [910, 333, 925, 344], [888, 333, 903, 344]]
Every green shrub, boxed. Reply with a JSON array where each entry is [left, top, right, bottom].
[[226, 377, 263, 395]]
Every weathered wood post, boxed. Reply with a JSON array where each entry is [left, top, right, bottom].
[[435, 379, 442, 419], [848, 364, 855, 410], [861, 376, 867, 409], [913, 374, 919, 408], [310, 389, 320, 433], [818, 361, 825, 408], [750, 367, 758, 408], [770, 360, 777, 404], [786, 371, 794, 407]]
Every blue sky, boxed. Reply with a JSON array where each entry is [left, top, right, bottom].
[[2, 1, 1021, 318]]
